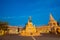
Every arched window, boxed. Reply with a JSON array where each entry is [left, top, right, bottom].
[[53, 23, 56, 25], [30, 33, 33, 35]]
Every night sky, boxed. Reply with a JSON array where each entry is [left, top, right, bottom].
[[0, 0, 60, 27]]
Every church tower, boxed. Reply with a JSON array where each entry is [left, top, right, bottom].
[[25, 16, 36, 33], [48, 13, 58, 27], [20, 16, 40, 36], [48, 13, 58, 34]]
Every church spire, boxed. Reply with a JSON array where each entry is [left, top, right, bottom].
[[28, 16, 32, 22], [49, 13, 58, 27], [50, 13, 55, 21]]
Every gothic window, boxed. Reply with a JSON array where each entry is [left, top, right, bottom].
[[53, 23, 56, 25]]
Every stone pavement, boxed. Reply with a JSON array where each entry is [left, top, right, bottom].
[[0, 34, 60, 40]]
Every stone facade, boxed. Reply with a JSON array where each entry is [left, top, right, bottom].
[[7, 13, 60, 36], [20, 16, 40, 36], [37, 13, 60, 34], [8, 26, 18, 34]]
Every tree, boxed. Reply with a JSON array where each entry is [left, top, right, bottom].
[[0, 21, 9, 34]]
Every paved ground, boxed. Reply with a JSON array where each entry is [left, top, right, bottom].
[[0, 34, 33, 40], [34, 33, 60, 40], [0, 33, 60, 40]]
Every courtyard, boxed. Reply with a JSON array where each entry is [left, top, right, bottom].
[[0, 33, 60, 40]]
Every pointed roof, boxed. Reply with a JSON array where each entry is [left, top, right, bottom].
[[28, 16, 32, 22], [50, 13, 55, 21]]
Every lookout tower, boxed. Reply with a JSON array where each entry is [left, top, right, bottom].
[[20, 16, 40, 36], [48, 13, 58, 34], [49, 13, 58, 27]]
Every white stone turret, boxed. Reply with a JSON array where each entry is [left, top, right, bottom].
[[49, 13, 58, 27]]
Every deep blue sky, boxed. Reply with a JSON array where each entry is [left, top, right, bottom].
[[0, 0, 60, 26]]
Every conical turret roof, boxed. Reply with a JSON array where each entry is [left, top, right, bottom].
[[50, 13, 55, 21]]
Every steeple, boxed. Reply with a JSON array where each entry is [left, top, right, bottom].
[[50, 13, 55, 21], [28, 16, 32, 22], [49, 13, 57, 27]]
